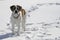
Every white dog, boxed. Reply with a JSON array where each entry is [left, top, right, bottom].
[[10, 5, 26, 36]]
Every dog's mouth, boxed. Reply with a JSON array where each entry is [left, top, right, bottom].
[[13, 14, 20, 18]]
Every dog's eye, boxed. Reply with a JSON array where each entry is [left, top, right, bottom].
[[13, 7, 16, 10], [17, 7, 19, 10], [17, 6, 22, 11], [17, 7, 21, 10]]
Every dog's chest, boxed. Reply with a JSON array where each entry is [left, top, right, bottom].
[[10, 14, 21, 23]]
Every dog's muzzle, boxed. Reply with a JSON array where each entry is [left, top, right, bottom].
[[13, 13, 20, 19]]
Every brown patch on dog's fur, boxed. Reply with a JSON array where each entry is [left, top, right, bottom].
[[20, 9, 26, 17]]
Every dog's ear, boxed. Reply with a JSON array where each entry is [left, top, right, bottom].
[[17, 5, 22, 11], [10, 5, 15, 11]]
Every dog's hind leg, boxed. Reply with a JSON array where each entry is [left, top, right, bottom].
[[21, 9, 26, 32], [22, 15, 26, 31]]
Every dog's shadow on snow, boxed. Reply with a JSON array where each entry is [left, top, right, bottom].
[[0, 33, 14, 40]]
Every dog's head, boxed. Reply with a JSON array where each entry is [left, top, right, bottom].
[[10, 5, 22, 13], [10, 5, 22, 18]]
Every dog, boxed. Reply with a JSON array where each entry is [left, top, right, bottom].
[[10, 5, 26, 36]]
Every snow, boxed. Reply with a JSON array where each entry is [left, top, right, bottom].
[[0, 0, 60, 40]]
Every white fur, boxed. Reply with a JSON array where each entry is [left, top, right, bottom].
[[13, 14, 19, 17], [10, 12, 26, 36]]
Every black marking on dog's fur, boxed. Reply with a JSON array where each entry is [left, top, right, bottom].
[[10, 5, 22, 11], [17, 5, 22, 11], [10, 5, 16, 11]]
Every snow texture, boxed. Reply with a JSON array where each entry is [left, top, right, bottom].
[[0, 0, 60, 40]]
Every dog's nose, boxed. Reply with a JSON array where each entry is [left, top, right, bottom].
[[15, 11, 18, 13]]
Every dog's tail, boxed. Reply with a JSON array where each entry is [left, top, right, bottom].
[[21, 9, 26, 17]]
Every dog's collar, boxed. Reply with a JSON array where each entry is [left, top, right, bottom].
[[13, 14, 20, 19]]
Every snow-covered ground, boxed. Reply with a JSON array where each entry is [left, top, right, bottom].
[[0, 0, 60, 40]]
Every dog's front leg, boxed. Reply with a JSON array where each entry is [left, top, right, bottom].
[[17, 24, 20, 36], [12, 24, 15, 35]]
